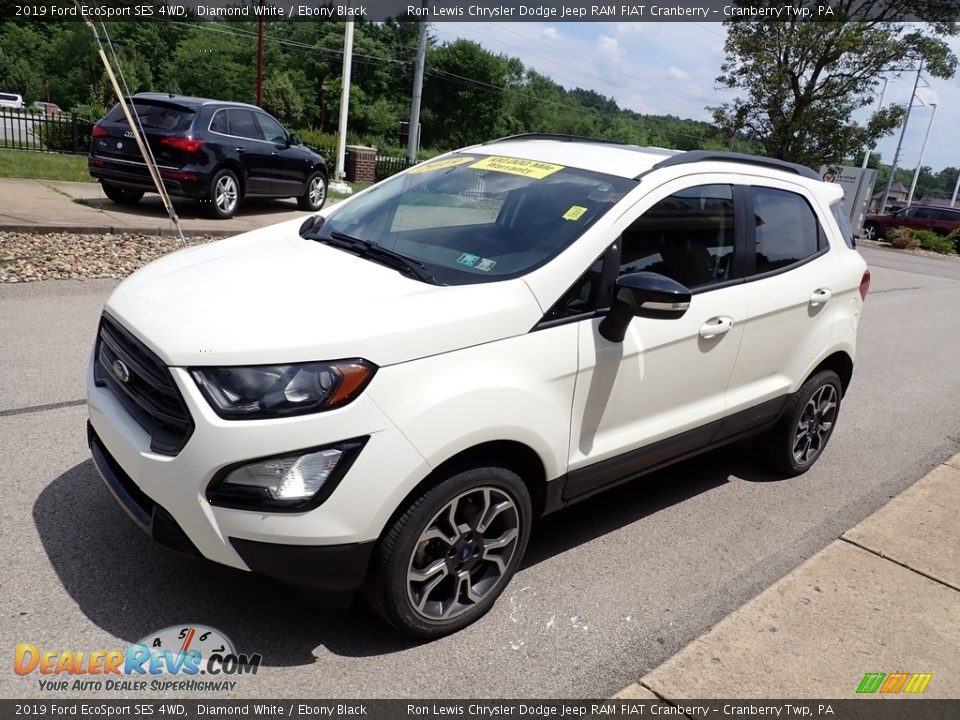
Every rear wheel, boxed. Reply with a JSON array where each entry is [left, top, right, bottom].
[[101, 182, 143, 206], [762, 370, 842, 477], [208, 169, 240, 219], [297, 172, 327, 211], [366, 467, 531, 638]]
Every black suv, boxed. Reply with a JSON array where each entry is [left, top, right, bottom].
[[89, 94, 328, 219]]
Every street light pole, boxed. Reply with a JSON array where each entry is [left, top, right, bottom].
[[880, 57, 923, 213], [862, 76, 889, 170], [406, 13, 429, 165], [331, 19, 354, 195], [907, 103, 937, 207]]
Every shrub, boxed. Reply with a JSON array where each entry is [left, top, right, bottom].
[[37, 116, 94, 154], [886, 226, 920, 249], [914, 229, 956, 254]]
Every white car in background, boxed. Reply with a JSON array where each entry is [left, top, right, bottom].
[[86, 135, 870, 638], [0, 92, 24, 109]]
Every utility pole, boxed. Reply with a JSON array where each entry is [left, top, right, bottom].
[[851, 75, 889, 230], [255, 8, 265, 107], [862, 77, 889, 171], [907, 103, 937, 206], [331, 19, 355, 195], [879, 57, 923, 213], [407, 9, 429, 164]]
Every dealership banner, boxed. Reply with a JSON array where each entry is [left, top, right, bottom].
[[5, 0, 960, 23], [3, 700, 960, 720]]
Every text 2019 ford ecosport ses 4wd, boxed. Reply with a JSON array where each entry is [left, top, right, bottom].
[[87, 137, 870, 638]]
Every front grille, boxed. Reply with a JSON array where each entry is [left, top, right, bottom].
[[94, 314, 194, 455]]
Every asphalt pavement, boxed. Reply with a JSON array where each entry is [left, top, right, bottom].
[[2, 246, 960, 699]]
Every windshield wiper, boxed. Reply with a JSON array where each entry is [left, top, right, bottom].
[[315, 231, 441, 285]]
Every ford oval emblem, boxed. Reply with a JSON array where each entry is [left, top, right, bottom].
[[112, 359, 131, 384]]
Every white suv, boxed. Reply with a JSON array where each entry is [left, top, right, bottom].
[[86, 136, 870, 637]]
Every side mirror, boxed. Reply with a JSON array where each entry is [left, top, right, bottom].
[[289, 134, 301, 146], [598, 272, 692, 343]]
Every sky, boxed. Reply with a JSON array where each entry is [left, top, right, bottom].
[[434, 21, 960, 176]]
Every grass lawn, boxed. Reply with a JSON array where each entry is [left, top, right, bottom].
[[0, 149, 91, 182], [0, 148, 372, 198]]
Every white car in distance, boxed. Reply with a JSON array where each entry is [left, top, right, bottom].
[[86, 136, 870, 637]]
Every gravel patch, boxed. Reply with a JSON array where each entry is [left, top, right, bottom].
[[0, 231, 220, 283]]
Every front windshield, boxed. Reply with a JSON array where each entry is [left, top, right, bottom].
[[319, 153, 635, 284]]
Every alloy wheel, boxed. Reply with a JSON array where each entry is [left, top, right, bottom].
[[309, 176, 326, 207], [406, 486, 520, 621], [792, 384, 838, 466], [216, 175, 238, 215]]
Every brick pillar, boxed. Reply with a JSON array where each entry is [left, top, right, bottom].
[[345, 145, 377, 183]]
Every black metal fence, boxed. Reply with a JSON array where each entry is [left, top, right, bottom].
[[375, 154, 414, 182], [0, 109, 94, 154]]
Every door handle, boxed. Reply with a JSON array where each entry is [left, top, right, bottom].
[[234, 147, 245, 153], [699, 316, 733, 339], [809, 288, 832, 306]]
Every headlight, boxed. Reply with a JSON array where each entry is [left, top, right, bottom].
[[208, 438, 366, 511], [191, 359, 376, 419]]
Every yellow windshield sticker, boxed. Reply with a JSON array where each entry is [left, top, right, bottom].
[[407, 156, 475, 174], [469, 156, 564, 179], [562, 205, 588, 221]]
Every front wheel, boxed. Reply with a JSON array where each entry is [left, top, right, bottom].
[[862, 222, 881, 241], [207, 169, 240, 219], [365, 467, 532, 638], [297, 172, 327, 211], [762, 370, 843, 477]]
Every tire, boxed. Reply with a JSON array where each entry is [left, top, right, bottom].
[[862, 222, 881, 241], [207, 168, 240, 219], [297, 172, 327, 211], [101, 182, 143, 206], [762, 370, 843, 477], [366, 466, 532, 638]]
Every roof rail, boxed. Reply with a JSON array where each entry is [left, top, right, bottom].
[[483, 133, 628, 146], [648, 150, 819, 180]]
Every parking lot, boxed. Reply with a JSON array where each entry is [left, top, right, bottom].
[[2, 246, 960, 699]]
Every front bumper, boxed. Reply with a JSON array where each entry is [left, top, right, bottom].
[[86, 352, 428, 590]]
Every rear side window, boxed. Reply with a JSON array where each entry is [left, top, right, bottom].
[[209, 110, 228, 134], [105, 102, 194, 131], [753, 188, 821, 273], [0, 93, 19, 102], [227, 110, 260, 140]]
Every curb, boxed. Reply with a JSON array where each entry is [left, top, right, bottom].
[[617, 450, 960, 699], [0, 224, 236, 237]]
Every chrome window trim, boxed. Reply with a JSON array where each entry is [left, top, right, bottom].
[[207, 108, 286, 146]]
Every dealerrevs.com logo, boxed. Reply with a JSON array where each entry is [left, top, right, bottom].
[[14, 625, 261, 692]]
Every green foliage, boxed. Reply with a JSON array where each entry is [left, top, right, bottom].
[[712, 3, 958, 166], [36, 116, 94, 154], [263, 70, 305, 126], [886, 226, 956, 254], [885, 227, 921, 249]]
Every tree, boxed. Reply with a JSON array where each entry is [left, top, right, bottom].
[[712, 0, 958, 167]]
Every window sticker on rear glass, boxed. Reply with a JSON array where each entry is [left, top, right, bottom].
[[408, 157, 476, 174], [562, 205, 588, 221], [469, 156, 564, 179], [457, 253, 481, 267], [475, 258, 497, 272]]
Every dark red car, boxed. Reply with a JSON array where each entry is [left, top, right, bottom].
[[862, 205, 960, 243]]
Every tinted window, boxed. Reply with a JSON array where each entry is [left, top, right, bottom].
[[619, 184, 735, 289], [753, 188, 820, 274], [209, 110, 228, 134], [105, 102, 194, 131], [830, 202, 854, 249], [915, 207, 940, 219], [227, 110, 260, 140], [935, 208, 960, 221], [255, 113, 287, 144]]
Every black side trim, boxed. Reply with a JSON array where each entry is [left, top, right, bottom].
[[564, 421, 721, 501], [648, 151, 819, 180], [558, 394, 790, 505], [230, 538, 376, 592]]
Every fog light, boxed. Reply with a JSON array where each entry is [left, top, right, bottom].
[[207, 439, 366, 511], [227, 449, 342, 500]]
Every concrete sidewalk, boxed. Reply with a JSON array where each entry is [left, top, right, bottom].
[[0, 177, 315, 235], [616, 453, 960, 700]]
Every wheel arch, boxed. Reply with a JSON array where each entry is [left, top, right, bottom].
[[377, 439, 549, 545], [807, 350, 854, 396]]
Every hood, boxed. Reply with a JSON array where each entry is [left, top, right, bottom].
[[105, 218, 542, 367]]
